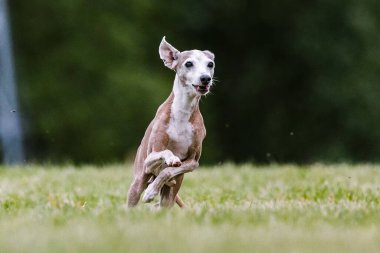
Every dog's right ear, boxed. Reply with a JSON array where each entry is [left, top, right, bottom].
[[159, 36, 180, 70]]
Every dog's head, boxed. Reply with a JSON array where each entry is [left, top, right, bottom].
[[159, 36, 215, 96]]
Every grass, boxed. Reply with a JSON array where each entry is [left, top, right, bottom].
[[0, 163, 380, 253]]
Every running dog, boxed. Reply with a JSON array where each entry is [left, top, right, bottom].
[[127, 37, 215, 208]]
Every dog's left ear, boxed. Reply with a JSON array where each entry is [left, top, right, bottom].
[[159, 36, 180, 70], [203, 50, 215, 61]]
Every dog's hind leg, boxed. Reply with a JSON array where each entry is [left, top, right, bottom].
[[175, 195, 185, 208], [160, 174, 184, 208]]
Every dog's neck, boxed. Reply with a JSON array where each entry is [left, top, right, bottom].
[[171, 75, 200, 122]]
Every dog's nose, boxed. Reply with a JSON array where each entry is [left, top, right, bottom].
[[200, 75, 211, 85]]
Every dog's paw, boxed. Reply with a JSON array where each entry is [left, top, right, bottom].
[[165, 155, 182, 167], [142, 185, 159, 203]]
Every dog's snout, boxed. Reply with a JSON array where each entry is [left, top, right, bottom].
[[200, 75, 211, 85]]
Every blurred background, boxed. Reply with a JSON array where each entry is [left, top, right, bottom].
[[1, 0, 380, 165]]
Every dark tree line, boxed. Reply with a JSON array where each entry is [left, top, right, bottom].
[[4, 0, 380, 164]]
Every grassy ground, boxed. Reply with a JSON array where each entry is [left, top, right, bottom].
[[0, 164, 379, 253]]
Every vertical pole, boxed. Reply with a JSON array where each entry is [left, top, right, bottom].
[[0, 0, 24, 165]]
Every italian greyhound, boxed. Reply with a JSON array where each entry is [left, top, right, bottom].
[[127, 36, 215, 208]]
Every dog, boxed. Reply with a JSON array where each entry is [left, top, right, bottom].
[[127, 36, 215, 208]]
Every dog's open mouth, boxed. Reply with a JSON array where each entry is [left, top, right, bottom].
[[192, 84, 210, 95]]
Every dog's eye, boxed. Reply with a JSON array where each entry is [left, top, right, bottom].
[[207, 62, 214, 68], [185, 61, 193, 68]]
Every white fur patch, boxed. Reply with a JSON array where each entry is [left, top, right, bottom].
[[166, 77, 197, 159], [167, 120, 193, 160]]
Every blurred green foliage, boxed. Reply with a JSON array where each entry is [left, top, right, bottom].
[[6, 0, 380, 163]]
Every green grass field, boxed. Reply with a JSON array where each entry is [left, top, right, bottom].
[[1, 164, 380, 253]]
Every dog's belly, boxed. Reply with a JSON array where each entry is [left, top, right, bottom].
[[166, 121, 193, 160]]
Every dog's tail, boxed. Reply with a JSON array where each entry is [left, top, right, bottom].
[[175, 195, 185, 208]]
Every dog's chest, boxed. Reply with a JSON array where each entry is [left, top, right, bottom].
[[166, 118, 193, 160]]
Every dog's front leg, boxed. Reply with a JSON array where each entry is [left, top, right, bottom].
[[142, 160, 199, 203], [144, 149, 182, 188], [144, 150, 182, 175]]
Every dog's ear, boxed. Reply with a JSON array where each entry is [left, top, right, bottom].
[[159, 36, 180, 70], [203, 50, 215, 61]]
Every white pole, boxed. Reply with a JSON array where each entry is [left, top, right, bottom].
[[0, 0, 24, 165]]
